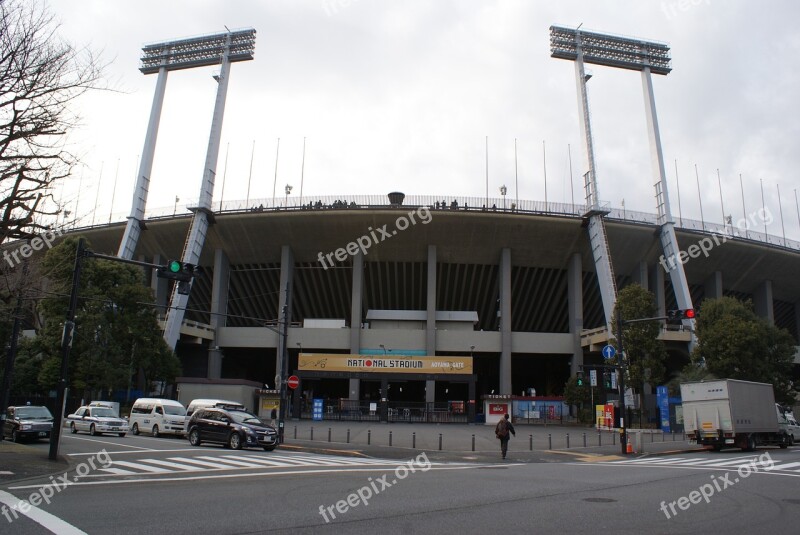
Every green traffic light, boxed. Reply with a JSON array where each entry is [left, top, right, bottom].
[[168, 260, 181, 273]]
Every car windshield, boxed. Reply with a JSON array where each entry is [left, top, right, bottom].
[[164, 405, 186, 416], [228, 411, 263, 425], [15, 407, 53, 420], [92, 408, 116, 418]]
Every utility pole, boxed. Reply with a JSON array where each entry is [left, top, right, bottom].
[[615, 305, 627, 454], [49, 238, 85, 460]]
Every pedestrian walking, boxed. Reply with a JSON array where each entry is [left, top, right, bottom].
[[495, 413, 516, 459]]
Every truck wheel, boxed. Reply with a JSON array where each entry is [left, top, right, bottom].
[[745, 434, 756, 452]]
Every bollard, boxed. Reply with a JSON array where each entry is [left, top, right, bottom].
[[328, 427, 331, 442], [368, 429, 371, 445], [389, 431, 393, 446], [472, 434, 475, 452], [582, 432, 586, 447], [347, 428, 350, 443], [613, 432, 616, 446], [566, 433, 570, 449], [662, 431, 665, 442], [413, 432, 416, 449], [438, 433, 442, 451], [294, 426, 297, 439], [548, 433, 552, 449], [310, 427, 314, 441], [529, 434, 533, 451], [598, 432, 601, 446], [671, 431, 675, 442]]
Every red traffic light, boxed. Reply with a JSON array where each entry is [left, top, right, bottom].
[[684, 309, 695, 319]]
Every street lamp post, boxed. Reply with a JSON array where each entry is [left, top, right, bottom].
[[500, 185, 507, 211]]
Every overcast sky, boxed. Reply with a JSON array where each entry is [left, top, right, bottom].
[[47, 0, 800, 241]]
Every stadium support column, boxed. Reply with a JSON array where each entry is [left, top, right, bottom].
[[753, 280, 774, 325], [631, 261, 649, 291], [794, 302, 800, 345], [349, 251, 363, 401], [118, 65, 168, 260], [499, 248, 512, 395], [642, 65, 695, 342], [208, 249, 230, 379], [162, 34, 234, 350], [704, 271, 723, 300], [426, 245, 436, 404], [649, 264, 666, 318], [567, 253, 583, 378], [277, 246, 294, 388]]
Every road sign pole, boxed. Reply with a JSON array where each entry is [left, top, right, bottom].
[[616, 306, 628, 455]]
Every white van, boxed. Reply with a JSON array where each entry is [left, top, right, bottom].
[[129, 398, 187, 438], [185, 399, 245, 431]]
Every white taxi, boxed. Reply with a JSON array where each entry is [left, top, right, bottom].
[[68, 405, 129, 437]]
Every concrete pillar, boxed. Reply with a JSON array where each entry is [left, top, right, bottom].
[[207, 249, 229, 380], [276, 246, 294, 387], [499, 248, 512, 395], [567, 253, 583, 378], [649, 263, 666, 317], [630, 260, 649, 291], [150, 253, 169, 320], [349, 252, 364, 400], [753, 280, 774, 325], [794, 302, 800, 345], [426, 245, 437, 404], [704, 271, 723, 301]]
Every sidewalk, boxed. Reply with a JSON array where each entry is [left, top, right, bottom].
[[0, 440, 69, 485], [281, 420, 697, 462]]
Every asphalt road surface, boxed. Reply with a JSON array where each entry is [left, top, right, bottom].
[[3, 433, 800, 534]]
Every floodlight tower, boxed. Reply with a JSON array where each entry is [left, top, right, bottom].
[[118, 29, 256, 261], [149, 29, 257, 350], [549, 26, 695, 337]]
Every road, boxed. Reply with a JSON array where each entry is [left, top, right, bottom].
[[3, 432, 800, 534]]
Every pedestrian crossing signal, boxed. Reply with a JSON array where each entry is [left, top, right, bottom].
[[576, 371, 584, 387]]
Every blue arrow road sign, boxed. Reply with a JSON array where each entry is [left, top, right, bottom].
[[602, 344, 616, 360]]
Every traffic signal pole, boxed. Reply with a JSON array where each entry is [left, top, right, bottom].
[[616, 305, 628, 455]]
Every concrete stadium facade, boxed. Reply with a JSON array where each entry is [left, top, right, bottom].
[[71, 193, 800, 417]]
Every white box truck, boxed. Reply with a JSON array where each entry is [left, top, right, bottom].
[[680, 379, 791, 451]]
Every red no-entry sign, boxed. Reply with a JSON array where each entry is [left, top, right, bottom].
[[287, 375, 300, 389]]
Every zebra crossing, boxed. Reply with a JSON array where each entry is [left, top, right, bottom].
[[595, 454, 800, 474], [80, 452, 414, 479]]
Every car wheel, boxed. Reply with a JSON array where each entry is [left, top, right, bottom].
[[789, 434, 795, 447], [118, 433, 126, 438], [152, 425, 160, 438], [11, 429, 19, 443], [70, 422, 77, 434], [229, 432, 243, 450], [189, 429, 201, 446], [89, 424, 97, 436], [131, 423, 139, 435], [263, 445, 277, 452]]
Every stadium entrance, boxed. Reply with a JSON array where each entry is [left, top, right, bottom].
[[290, 354, 476, 423]]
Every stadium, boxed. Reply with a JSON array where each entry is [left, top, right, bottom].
[[74, 190, 800, 422]]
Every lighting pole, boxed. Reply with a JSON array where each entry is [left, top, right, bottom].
[[500, 185, 507, 211], [173, 196, 179, 217]]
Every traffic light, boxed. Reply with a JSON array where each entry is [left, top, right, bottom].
[[157, 260, 195, 282], [576, 371, 584, 387], [667, 308, 696, 324], [603, 372, 612, 390]]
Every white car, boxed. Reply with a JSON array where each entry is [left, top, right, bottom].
[[68, 405, 129, 437]]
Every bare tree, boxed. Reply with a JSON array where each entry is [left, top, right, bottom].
[[0, 0, 105, 244]]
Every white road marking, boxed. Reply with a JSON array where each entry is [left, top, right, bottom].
[[62, 435, 155, 451], [772, 461, 800, 470], [68, 447, 198, 457], [0, 489, 87, 534], [194, 455, 263, 468], [132, 458, 207, 471], [107, 460, 171, 473]]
